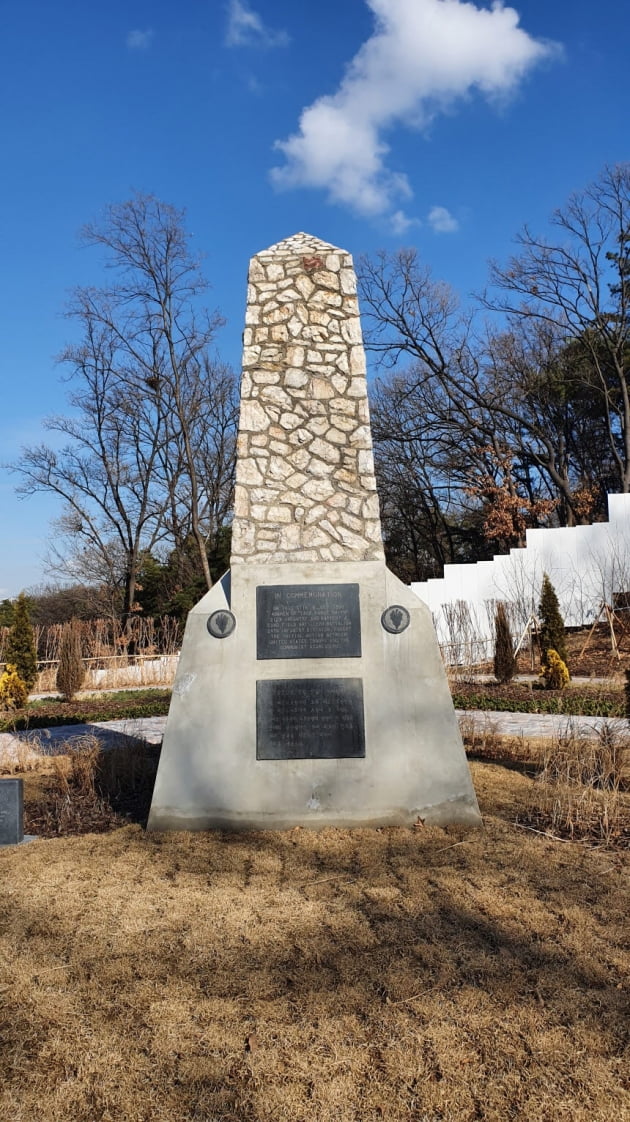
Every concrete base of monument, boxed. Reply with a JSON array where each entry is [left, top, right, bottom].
[[147, 561, 481, 831]]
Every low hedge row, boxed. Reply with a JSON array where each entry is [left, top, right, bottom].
[[451, 692, 625, 718], [0, 694, 171, 732], [1, 687, 626, 733]]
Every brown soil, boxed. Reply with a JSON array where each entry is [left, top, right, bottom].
[[518, 621, 630, 679], [1, 761, 629, 1122], [456, 622, 630, 681], [15, 738, 161, 837]]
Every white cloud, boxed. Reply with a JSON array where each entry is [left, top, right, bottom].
[[389, 209, 421, 235], [225, 0, 289, 48], [427, 205, 459, 233], [126, 29, 154, 50], [271, 0, 559, 221]]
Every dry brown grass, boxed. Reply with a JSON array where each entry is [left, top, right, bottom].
[[34, 655, 179, 694], [462, 717, 630, 847], [1, 761, 629, 1122], [522, 723, 630, 848], [460, 712, 523, 759], [0, 735, 45, 774]]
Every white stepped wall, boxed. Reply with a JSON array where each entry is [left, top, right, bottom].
[[411, 494, 630, 657]]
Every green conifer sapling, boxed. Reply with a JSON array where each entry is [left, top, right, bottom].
[[493, 602, 516, 684], [538, 573, 568, 670], [5, 592, 38, 691], [56, 620, 86, 701]]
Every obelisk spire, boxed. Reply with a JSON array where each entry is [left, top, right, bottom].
[[231, 232, 384, 564]]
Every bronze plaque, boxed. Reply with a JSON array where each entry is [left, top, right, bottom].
[[256, 678, 365, 759], [256, 583, 361, 660]]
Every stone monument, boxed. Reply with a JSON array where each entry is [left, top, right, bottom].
[[148, 233, 481, 830]]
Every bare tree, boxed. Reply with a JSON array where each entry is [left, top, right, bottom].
[[359, 170, 630, 551], [484, 163, 630, 494], [15, 314, 169, 621], [12, 194, 237, 621], [358, 247, 469, 376], [370, 373, 490, 578], [478, 319, 616, 526], [79, 194, 235, 591], [156, 355, 237, 585]]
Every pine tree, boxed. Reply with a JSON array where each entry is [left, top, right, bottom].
[[0, 599, 15, 626], [4, 593, 38, 691], [56, 621, 86, 701], [493, 602, 516, 683], [538, 573, 568, 668]]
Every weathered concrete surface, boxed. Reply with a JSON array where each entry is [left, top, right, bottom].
[[147, 563, 481, 830]]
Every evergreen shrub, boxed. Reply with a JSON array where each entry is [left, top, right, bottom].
[[4, 593, 38, 690], [539, 574, 568, 669], [56, 621, 86, 701], [493, 602, 516, 683]]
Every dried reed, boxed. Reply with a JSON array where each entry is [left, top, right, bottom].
[[1, 616, 182, 693], [24, 733, 159, 836], [523, 720, 629, 846]]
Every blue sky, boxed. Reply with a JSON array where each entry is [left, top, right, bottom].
[[0, 0, 627, 597]]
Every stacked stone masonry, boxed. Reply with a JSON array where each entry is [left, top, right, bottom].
[[231, 233, 385, 564]]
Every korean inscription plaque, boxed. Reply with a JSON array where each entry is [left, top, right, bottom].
[[256, 583, 361, 660], [256, 678, 365, 759]]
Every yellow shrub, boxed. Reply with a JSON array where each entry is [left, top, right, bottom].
[[0, 664, 28, 710], [540, 648, 570, 690]]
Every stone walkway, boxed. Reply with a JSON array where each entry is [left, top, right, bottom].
[[1, 709, 626, 767], [459, 709, 626, 741], [0, 717, 165, 766]]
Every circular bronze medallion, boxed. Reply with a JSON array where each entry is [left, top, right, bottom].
[[207, 610, 236, 638], [381, 605, 410, 634]]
